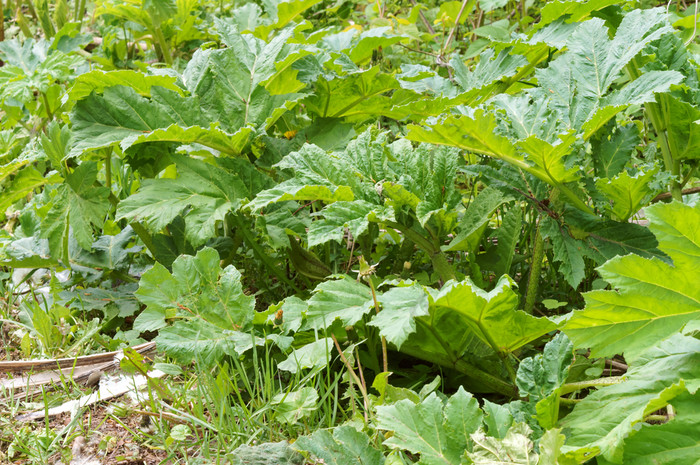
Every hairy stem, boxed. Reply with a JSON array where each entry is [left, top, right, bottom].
[[559, 376, 626, 395], [524, 219, 544, 314]]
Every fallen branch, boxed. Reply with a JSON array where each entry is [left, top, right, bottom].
[[651, 186, 700, 203], [0, 341, 155, 372]]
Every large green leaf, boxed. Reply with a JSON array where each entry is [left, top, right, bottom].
[[446, 186, 512, 251], [563, 202, 700, 358], [230, 441, 303, 465], [466, 423, 538, 465], [184, 21, 304, 128], [40, 162, 110, 264], [271, 387, 318, 424], [116, 155, 248, 246], [303, 67, 400, 121], [133, 248, 256, 365], [663, 94, 700, 161], [303, 277, 374, 330], [616, 390, 700, 465], [71, 86, 251, 157], [248, 143, 360, 211], [595, 168, 661, 221], [451, 47, 528, 103], [434, 276, 556, 354], [307, 201, 394, 247], [0, 167, 56, 214], [294, 426, 385, 465], [277, 337, 333, 373], [535, 0, 620, 30], [538, 9, 681, 132], [254, 0, 322, 39], [516, 333, 574, 429], [376, 388, 482, 465], [590, 124, 640, 178], [560, 334, 700, 462], [67, 69, 182, 101], [369, 284, 430, 350]]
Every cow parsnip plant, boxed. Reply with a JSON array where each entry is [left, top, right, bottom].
[[1, 0, 699, 463]]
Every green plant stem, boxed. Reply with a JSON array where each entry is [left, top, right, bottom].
[[366, 275, 388, 372], [472, 318, 517, 382], [524, 220, 544, 314], [0, 0, 5, 42], [385, 221, 456, 282], [129, 221, 158, 260], [627, 60, 682, 201], [105, 149, 111, 191], [23, 0, 37, 19], [152, 25, 173, 66], [232, 214, 301, 293], [15, 5, 33, 38], [40, 92, 53, 121], [559, 376, 626, 395], [441, 0, 475, 56], [331, 334, 369, 423]]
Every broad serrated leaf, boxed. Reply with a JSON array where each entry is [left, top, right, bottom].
[[278, 337, 333, 373], [303, 67, 399, 120], [346, 27, 405, 65], [117, 155, 248, 246], [308, 201, 394, 247], [540, 217, 587, 288], [536, 0, 620, 30], [517, 132, 580, 184], [134, 248, 255, 364], [407, 111, 521, 164], [70, 226, 139, 270], [646, 201, 700, 270], [71, 86, 252, 157], [595, 168, 660, 221], [516, 333, 574, 401], [230, 441, 304, 465], [0, 167, 56, 214], [369, 284, 430, 349], [466, 423, 538, 464], [0, 235, 55, 268], [304, 276, 374, 330], [376, 388, 482, 465], [446, 186, 512, 251], [451, 47, 528, 101], [248, 183, 354, 211], [67, 69, 182, 101], [664, 95, 700, 160], [272, 387, 318, 424], [40, 162, 110, 263], [434, 276, 556, 353], [156, 321, 266, 365], [538, 9, 680, 132], [591, 124, 640, 178], [516, 333, 574, 429], [248, 143, 360, 211], [294, 426, 385, 465], [492, 207, 522, 278], [563, 202, 699, 358], [184, 23, 303, 129], [254, 0, 322, 39]]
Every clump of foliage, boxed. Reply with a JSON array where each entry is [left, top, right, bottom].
[[1, 0, 699, 463]]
